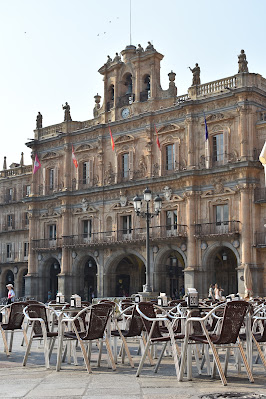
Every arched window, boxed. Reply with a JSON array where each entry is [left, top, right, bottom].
[[140, 75, 151, 102], [107, 85, 114, 111]]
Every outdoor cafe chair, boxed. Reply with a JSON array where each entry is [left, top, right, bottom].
[[111, 303, 152, 367], [179, 300, 254, 386], [239, 303, 266, 371], [0, 301, 28, 355], [135, 302, 184, 378], [56, 303, 116, 373], [22, 303, 60, 369]]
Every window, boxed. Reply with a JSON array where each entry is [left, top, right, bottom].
[[166, 210, 177, 230], [122, 215, 132, 235], [49, 169, 55, 189], [166, 144, 175, 171], [215, 204, 229, 233], [7, 214, 13, 228], [83, 162, 90, 185], [24, 212, 29, 227], [49, 224, 57, 240], [83, 219, 92, 239], [213, 134, 224, 164], [7, 243, 12, 259], [26, 185, 31, 196], [24, 242, 29, 258], [122, 153, 129, 178]]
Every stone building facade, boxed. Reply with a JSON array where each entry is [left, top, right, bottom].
[[0, 44, 265, 302]]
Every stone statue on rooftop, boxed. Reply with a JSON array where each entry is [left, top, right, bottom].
[[113, 52, 121, 62], [62, 102, 72, 122], [238, 49, 249, 73], [36, 112, 43, 129], [136, 44, 144, 53], [189, 63, 201, 86], [146, 41, 154, 51], [106, 55, 112, 64]]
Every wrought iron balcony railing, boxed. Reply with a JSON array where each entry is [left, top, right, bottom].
[[0, 251, 29, 263], [31, 225, 187, 251], [195, 221, 240, 237], [254, 188, 266, 203], [32, 238, 62, 251]]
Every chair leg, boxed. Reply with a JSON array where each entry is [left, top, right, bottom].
[[154, 342, 167, 373], [238, 341, 254, 383], [23, 333, 34, 366], [0, 327, 10, 356], [97, 339, 103, 367], [79, 339, 92, 373], [9, 331, 14, 352], [252, 335, 266, 370], [142, 333, 154, 366], [105, 337, 116, 371]]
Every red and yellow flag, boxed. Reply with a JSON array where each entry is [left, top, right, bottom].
[[109, 126, 115, 151], [154, 125, 161, 151], [72, 145, 78, 168]]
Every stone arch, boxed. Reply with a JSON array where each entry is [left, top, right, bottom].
[[202, 241, 240, 296], [71, 252, 99, 300], [104, 249, 146, 297], [154, 246, 187, 296], [38, 254, 61, 301]]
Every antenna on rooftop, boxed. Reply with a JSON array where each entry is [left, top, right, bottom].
[[129, 0, 132, 45]]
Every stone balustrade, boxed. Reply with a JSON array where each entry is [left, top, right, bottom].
[[196, 76, 237, 96]]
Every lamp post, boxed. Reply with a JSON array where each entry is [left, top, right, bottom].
[[133, 188, 162, 293]]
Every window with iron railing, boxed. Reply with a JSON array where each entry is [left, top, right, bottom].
[[24, 242, 29, 258], [83, 219, 92, 239], [213, 134, 224, 164], [166, 144, 175, 171], [49, 224, 57, 240]]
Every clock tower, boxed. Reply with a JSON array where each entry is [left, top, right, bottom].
[[95, 42, 177, 123]]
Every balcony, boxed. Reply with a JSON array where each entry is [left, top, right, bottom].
[[32, 225, 187, 251], [255, 232, 266, 248], [254, 188, 266, 203], [0, 251, 28, 263], [32, 238, 62, 251], [195, 221, 240, 238]]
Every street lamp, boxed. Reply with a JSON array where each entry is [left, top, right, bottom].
[[133, 187, 162, 292]]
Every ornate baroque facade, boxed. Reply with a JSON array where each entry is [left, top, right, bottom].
[[0, 44, 265, 302]]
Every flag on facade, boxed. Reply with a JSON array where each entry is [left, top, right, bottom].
[[154, 125, 161, 151], [72, 145, 78, 168], [33, 154, 41, 174], [204, 114, 210, 169], [259, 140, 266, 185], [109, 126, 115, 151]]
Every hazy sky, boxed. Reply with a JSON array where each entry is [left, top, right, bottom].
[[1, 0, 265, 167]]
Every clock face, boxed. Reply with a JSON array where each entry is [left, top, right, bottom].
[[121, 108, 130, 119]]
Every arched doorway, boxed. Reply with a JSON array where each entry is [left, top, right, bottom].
[[115, 255, 145, 296], [167, 252, 185, 299], [208, 246, 238, 296], [49, 260, 61, 299], [83, 258, 97, 301], [6, 270, 14, 286]]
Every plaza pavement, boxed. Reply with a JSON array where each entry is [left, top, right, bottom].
[[0, 333, 265, 399]]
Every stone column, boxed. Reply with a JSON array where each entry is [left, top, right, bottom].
[[185, 116, 195, 168], [58, 203, 71, 298], [63, 143, 72, 190], [184, 191, 197, 289], [238, 105, 248, 160], [25, 207, 39, 298], [239, 184, 252, 265]]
